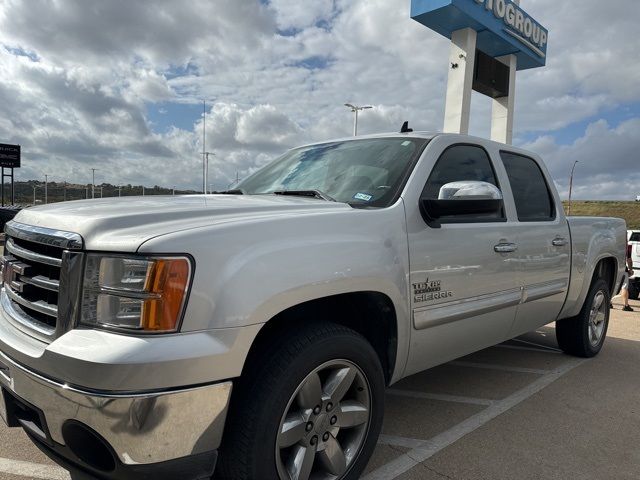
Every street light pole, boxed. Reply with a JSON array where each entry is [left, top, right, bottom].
[[32, 185, 37, 206], [204, 152, 215, 194], [91, 168, 97, 199], [344, 104, 373, 136], [568, 160, 579, 216], [118, 186, 122, 197]]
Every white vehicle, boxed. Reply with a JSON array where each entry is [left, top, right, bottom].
[[0, 132, 629, 480]]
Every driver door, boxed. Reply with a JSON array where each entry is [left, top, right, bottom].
[[403, 140, 519, 377]]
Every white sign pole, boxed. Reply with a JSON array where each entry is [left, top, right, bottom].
[[491, 0, 519, 144], [443, 28, 477, 135]]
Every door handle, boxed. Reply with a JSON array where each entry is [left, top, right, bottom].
[[552, 237, 568, 247], [494, 243, 518, 253]]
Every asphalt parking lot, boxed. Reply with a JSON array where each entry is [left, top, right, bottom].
[[0, 298, 638, 480]]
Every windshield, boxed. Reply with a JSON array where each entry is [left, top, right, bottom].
[[236, 137, 428, 207]]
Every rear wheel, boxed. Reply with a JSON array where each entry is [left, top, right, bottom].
[[216, 322, 385, 480], [556, 278, 610, 358]]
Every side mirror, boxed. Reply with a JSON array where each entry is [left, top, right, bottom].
[[420, 181, 504, 228]]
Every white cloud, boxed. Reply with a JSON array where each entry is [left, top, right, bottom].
[[0, 0, 637, 197]]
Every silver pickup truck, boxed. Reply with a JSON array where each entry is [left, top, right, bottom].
[[0, 132, 627, 480]]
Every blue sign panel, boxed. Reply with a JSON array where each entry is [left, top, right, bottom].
[[411, 0, 548, 70]]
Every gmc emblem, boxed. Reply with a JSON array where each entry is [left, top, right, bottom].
[[0, 256, 29, 292]]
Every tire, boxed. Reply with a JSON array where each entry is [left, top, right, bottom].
[[216, 322, 385, 480], [629, 280, 639, 301], [556, 278, 610, 358]]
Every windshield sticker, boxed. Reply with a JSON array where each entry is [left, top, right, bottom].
[[353, 192, 373, 202]]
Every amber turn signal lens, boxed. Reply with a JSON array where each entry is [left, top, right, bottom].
[[141, 258, 190, 332]]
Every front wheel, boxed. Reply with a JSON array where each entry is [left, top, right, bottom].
[[556, 278, 610, 358], [216, 322, 385, 480]]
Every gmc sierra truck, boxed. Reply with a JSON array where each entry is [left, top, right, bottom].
[[0, 132, 628, 480]]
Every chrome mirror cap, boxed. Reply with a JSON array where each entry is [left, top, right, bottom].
[[438, 181, 503, 201]]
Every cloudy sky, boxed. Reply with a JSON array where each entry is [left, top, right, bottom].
[[0, 0, 638, 199]]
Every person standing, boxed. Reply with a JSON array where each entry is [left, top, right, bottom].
[[614, 244, 635, 312]]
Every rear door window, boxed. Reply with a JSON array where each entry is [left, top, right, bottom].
[[500, 151, 556, 222]]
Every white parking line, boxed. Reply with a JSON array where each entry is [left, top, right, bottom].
[[387, 389, 494, 406], [364, 357, 586, 480], [378, 434, 426, 449], [449, 360, 550, 375], [511, 338, 563, 352], [496, 344, 563, 354], [0, 458, 70, 480]]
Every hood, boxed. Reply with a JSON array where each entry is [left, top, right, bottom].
[[13, 195, 351, 251]]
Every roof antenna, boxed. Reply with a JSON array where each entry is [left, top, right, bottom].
[[400, 121, 413, 133]]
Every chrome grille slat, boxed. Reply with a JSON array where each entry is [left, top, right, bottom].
[[5, 238, 62, 267], [0, 290, 56, 339], [4, 286, 58, 317], [20, 275, 60, 292]]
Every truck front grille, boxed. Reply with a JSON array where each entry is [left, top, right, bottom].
[[1, 221, 84, 343]]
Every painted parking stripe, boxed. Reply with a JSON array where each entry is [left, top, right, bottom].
[[387, 389, 494, 406], [496, 343, 563, 354], [511, 338, 563, 352], [0, 458, 70, 480], [449, 360, 550, 375], [363, 357, 586, 480], [378, 434, 427, 449]]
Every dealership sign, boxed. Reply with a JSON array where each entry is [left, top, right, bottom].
[[0, 144, 20, 168], [411, 0, 549, 69]]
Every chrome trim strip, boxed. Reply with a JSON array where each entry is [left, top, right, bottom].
[[522, 279, 568, 303], [5, 238, 62, 267], [56, 251, 84, 334], [5, 221, 83, 250], [4, 286, 58, 318], [414, 288, 522, 330], [0, 289, 55, 340], [20, 275, 59, 292]]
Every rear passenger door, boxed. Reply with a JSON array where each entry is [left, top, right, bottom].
[[499, 151, 571, 336]]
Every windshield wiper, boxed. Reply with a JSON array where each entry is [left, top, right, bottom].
[[217, 188, 245, 195], [273, 189, 336, 202]]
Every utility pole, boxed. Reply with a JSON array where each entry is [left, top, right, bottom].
[[91, 168, 97, 199], [118, 186, 122, 197], [172, 186, 175, 196], [202, 100, 206, 194], [63, 182, 67, 202], [85, 185, 88, 199], [568, 160, 579, 216], [44, 174, 48, 204], [32, 185, 37, 206], [100, 186, 103, 198], [344, 104, 373, 136], [204, 152, 215, 194], [142, 186, 145, 196]]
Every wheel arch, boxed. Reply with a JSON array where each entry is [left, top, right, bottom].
[[240, 291, 399, 387]]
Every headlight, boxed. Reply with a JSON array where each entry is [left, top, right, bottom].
[[81, 255, 192, 333]]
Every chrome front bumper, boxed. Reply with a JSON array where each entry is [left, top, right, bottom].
[[0, 349, 232, 466]]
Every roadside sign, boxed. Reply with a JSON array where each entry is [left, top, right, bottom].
[[411, 0, 548, 70], [0, 144, 20, 168]]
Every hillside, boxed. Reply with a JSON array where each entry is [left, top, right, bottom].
[[0, 181, 198, 206], [564, 201, 640, 229]]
